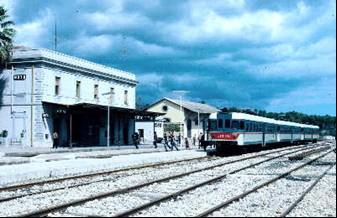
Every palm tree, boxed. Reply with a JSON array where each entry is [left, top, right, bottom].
[[0, 6, 15, 69]]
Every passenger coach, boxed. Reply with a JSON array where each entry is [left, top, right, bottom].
[[206, 112, 320, 152]]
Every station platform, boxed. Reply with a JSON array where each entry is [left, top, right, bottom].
[[0, 144, 187, 166]]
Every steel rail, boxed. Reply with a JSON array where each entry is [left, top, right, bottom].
[[113, 146, 319, 217], [288, 146, 331, 161], [0, 156, 215, 203], [196, 149, 335, 217], [280, 163, 336, 217], [0, 156, 210, 193], [17, 145, 312, 217]]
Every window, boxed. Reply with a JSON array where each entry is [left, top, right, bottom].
[[55, 77, 61, 96], [110, 88, 115, 103], [76, 81, 81, 98], [195, 119, 199, 126], [240, 121, 245, 130], [225, 119, 231, 128], [124, 90, 128, 105], [232, 121, 240, 130], [94, 84, 99, 100], [162, 105, 168, 112], [218, 119, 223, 128], [208, 120, 217, 131]]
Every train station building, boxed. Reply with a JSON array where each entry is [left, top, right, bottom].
[[145, 98, 219, 140], [0, 46, 158, 148]]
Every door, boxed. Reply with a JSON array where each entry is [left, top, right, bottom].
[[123, 120, 129, 145], [53, 118, 61, 147], [187, 119, 192, 138]]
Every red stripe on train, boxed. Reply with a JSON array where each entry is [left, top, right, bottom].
[[210, 133, 240, 140]]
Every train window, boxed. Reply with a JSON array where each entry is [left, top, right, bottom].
[[232, 121, 240, 130], [225, 119, 231, 128], [240, 121, 245, 130], [209, 120, 217, 131], [218, 119, 223, 129]]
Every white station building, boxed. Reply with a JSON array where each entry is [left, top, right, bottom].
[[145, 98, 220, 140], [0, 46, 159, 148]]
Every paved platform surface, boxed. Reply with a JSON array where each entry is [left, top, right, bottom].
[[0, 149, 205, 186], [0, 144, 192, 166], [0, 144, 161, 157]]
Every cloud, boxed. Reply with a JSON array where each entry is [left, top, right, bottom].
[[4, 0, 336, 115], [266, 78, 336, 115]]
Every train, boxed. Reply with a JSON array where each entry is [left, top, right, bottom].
[[204, 112, 320, 152]]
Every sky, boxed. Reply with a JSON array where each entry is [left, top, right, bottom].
[[1, 0, 336, 115]]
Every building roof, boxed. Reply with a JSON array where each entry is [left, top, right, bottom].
[[11, 46, 137, 85], [43, 101, 164, 117], [149, 97, 220, 114]]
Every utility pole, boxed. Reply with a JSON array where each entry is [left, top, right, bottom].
[[54, 16, 58, 51], [172, 90, 190, 148], [102, 90, 113, 147]]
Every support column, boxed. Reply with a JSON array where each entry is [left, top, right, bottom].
[[120, 118, 125, 145], [129, 117, 135, 145], [30, 65, 35, 147], [107, 106, 110, 147], [69, 109, 73, 148], [114, 117, 119, 145]]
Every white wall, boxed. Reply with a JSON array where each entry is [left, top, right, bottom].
[[42, 67, 136, 109], [147, 100, 184, 123], [135, 122, 154, 144], [0, 48, 137, 148]]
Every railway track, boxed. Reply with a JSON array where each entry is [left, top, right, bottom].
[[12, 144, 316, 217], [279, 163, 336, 217], [0, 156, 215, 203], [112, 145, 330, 217], [288, 146, 331, 161], [196, 149, 335, 217], [0, 155, 210, 192]]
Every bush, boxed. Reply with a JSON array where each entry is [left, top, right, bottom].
[[164, 123, 180, 133], [2, 130, 8, 138]]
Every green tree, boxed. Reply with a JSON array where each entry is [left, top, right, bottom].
[[0, 6, 15, 69], [164, 123, 180, 133]]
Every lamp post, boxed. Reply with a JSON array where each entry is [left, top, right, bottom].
[[102, 90, 114, 147], [172, 90, 190, 147]]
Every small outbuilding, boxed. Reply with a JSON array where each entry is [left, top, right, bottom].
[[145, 98, 220, 140]]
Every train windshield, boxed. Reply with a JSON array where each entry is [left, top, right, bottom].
[[208, 120, 218, 131], [231, 121, 240, 130]]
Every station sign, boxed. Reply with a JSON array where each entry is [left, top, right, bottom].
[[13, 74, 26, 81]]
